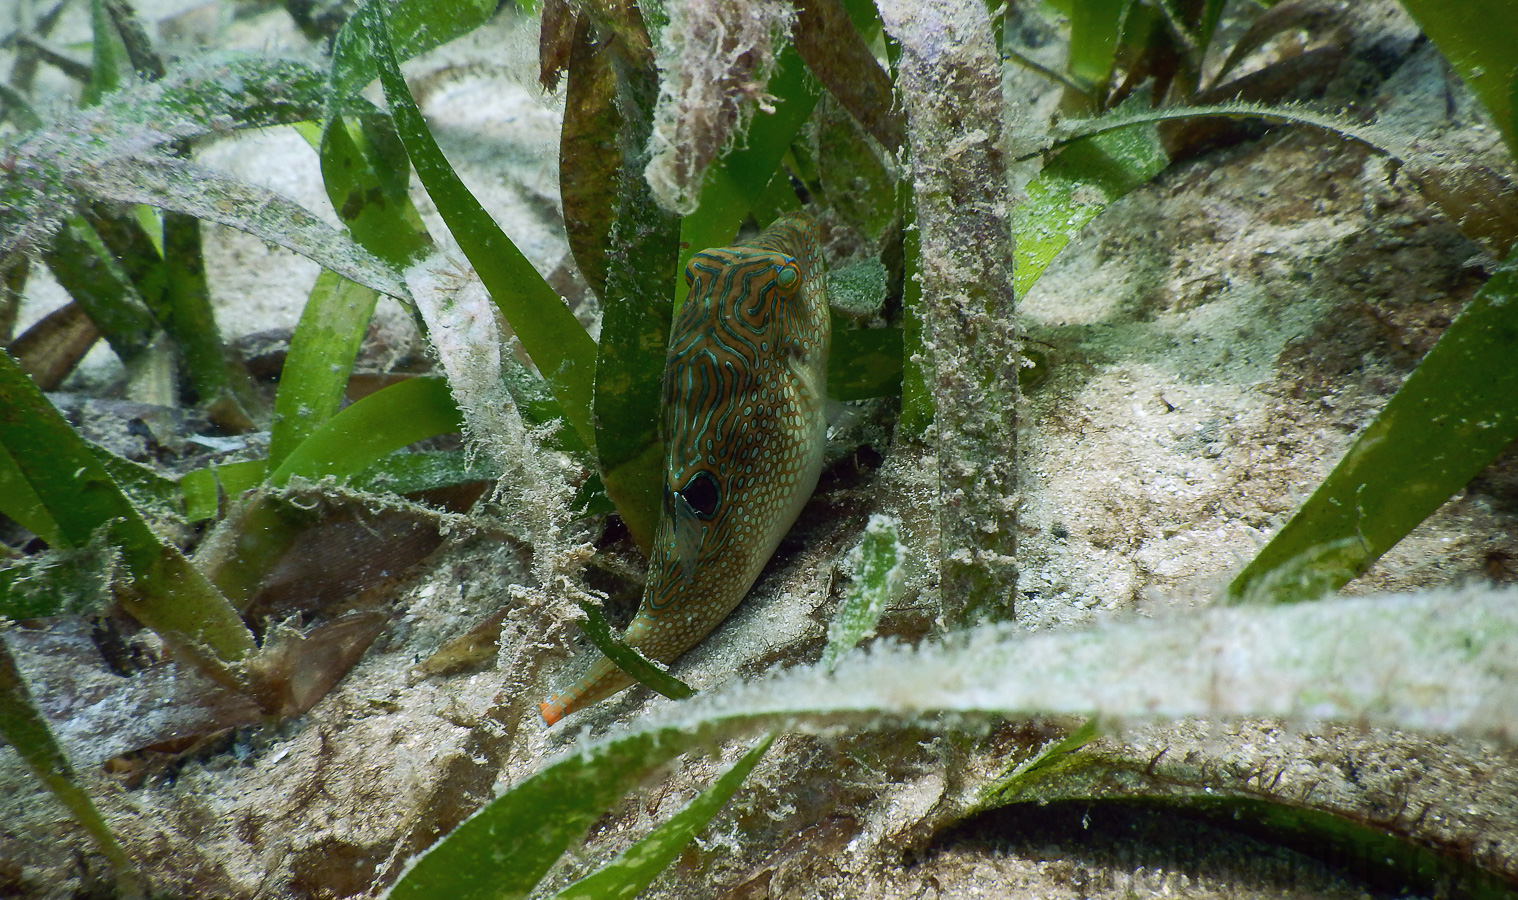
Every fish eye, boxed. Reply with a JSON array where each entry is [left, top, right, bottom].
[[678, 471, 720, 519], [775, 260, 800, 291]]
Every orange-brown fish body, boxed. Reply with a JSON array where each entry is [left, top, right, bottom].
[[541, 213, 830, 724]]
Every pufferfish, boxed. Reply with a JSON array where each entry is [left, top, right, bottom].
[[540, 212, 831, 725]]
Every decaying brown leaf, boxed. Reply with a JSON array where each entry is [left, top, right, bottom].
[[417, 606, 510, 676], [538, 0, 578, 93], [246, 612, 389, 718], [1, 620, 262, 768], [7, 302, 100, 391], [1210, 0, 1350, 90], [0, 257, 27, 342], [560, 17, 623, 301], [793, 0, 903, 151], [242, 484, 488, 628]]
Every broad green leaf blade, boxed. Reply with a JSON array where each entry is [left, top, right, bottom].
[[1229, 256, 1518, 604], [594, 319, 671, 543], [674, 42, 822, 308], [269, 376, 462, 487], [181, 458, 267, 522], [821, 514, 904, 671], [590, 166, 679, 551], [198, 492, 320, 612], [136, 57, 342, 132], [815, 101, 897, 244], [746, 150, 806, 227], [597, 442, 664, 556], [362, 1, 598, 450], [2, 57, 344, 266], [83, 0, 121, 107], [392, 585, 1518, 900], [1013, 111, 1168, 297], [383, 730, 693, 900], [0, 538, 118, 620], [87, 441, 185, 524], [266, 113, 432, 467], [587, 27, 681, 553], [550, 735, 774, 900], [82, 199, 168, 310], [715, 42, 821, 211], [346, 449, 499, 495], [502, 357, 584, 453], [268, 270, 379, 469], [577, 600, 695, 702], [1395, 0, 1518, 155], [41, 214, 158, 366], [404, 245, 588, 469], [0, 639, 143, 894], [328, 0, 497, 102], [0, 350, 254, 660], [572, 472, 618, 519], [1195, 0, 1226, 62], [309, 114, 433, 269], [828, 327, 902, 401], [159, 210, 260, 424], [74, 195, 253, 422], [0, 442, 63, 547], [598, 584, 1516, 761], [839, 0, 882, 34], [1066, 0, 1126, 98]]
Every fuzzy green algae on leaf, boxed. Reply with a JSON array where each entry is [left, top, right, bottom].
[[822, 514, 905, 671], [879, 0, 1018, 627]]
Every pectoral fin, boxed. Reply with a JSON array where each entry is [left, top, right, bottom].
[[671, 490, 702, 583]]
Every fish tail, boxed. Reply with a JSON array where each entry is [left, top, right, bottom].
[[539, 654, 635, 725]]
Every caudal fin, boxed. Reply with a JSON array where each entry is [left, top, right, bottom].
[[539, 697, 570, 726]]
